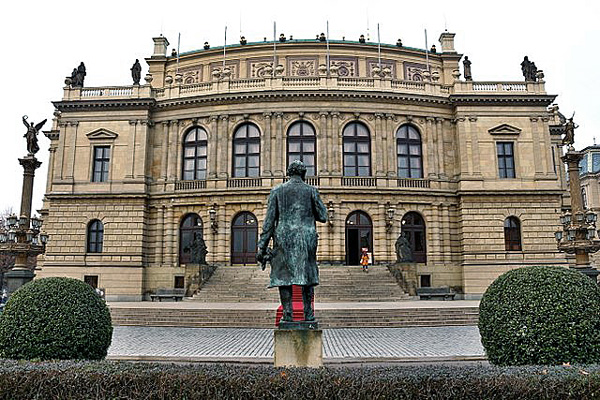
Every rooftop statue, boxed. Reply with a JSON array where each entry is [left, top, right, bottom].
[[563, 113, 578, 147], [521, 56, 538, 82], [131, 59, 142, 85], [463, 56, 472, 81], [257, 160, 328, 323], [22, 115, 47, 156], [70, 62, 86, 87]]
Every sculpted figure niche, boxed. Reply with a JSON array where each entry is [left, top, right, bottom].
[[257, 160, 328, 323]]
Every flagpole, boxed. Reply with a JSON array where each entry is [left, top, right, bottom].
[[176, 32, 181, 74], [424, 28, 429, 72], [326, 21, 330, 76], [377, 23, 381, 69], [273, 21, 277, 74], [223, 26, 227, 70]]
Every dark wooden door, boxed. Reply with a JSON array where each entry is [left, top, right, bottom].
[[401, 212, 426, 263], [345, 211, 373, 265], [231, 212, 258, 265]]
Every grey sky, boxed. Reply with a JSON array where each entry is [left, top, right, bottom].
[[1, 0, 598, 213]]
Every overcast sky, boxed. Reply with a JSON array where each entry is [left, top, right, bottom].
[[1, 0, 598, 215]]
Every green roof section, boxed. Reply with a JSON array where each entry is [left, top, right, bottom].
[[176, 38, 428, 59]]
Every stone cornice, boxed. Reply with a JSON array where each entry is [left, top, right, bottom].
[[53, 98, 155, 111], [449, 94, 557, 106]]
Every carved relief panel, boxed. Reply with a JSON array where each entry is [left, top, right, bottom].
[[209, 61, 239, 79], [287, 57, 318, 77], [367, 58, 396, 77], [403, 62, 428, 81], [248, 57, 278, 78], [329, 57, 358, 77]]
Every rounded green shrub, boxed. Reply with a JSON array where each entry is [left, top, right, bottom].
[[479, 265, 600, 366], [0, 277, 112, 360]]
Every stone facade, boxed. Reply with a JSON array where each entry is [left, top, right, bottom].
[[38, 33, 568, 300]]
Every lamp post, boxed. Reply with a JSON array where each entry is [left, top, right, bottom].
[[0, 116, 48, 294], [555, 122, 600, 281]]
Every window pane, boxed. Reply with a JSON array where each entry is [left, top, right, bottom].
[[412, 167, 422, 178], [303, 155, 314, 166], [235, 157, 246, 167], [357, 142, 369, 154], [344, 155, 356, 167], [505, 158, 514, 169], [356, 124, 369, 137], [409, 145, 421, 155], [302, 141, 315, 153], [396, 127, 407, 139], [398, 157, 408, 168], [196, 129, 207, 141], [248, 155, 259, 167], [235, 144, 246, 154], [504, 143, 513, 155], [198, 145, 207, 156], [197, 159, 207, 169], [398, 168, 409, 178], [397, 144, 408, 155], [184, 160, 195, 170], [234, 128, 246, 139], [358, 166, 370, 176], [248, 167, 260, 177], [248, 143, 260, 154], [288, 124, 301, 136], [343, 142, 356, 153], [185, 132, 196, 142], [358, 155, 369, 167], [233, 230, 244, 251], [184, 147, 195, 157], [306, 166, 315, 176], [408, 129, 420, 140], [288, 142, 301, 153], [497, 143, 505, 155], [183, 171, 194, 180], [247, 125, 260, 137], [196, 170, 206, 179], [410, 158, 421, 168], [234, 167, 245, 177], [247, 231, 257, 250], [344, 167, 355, 176], [288, 155, 298, 166]]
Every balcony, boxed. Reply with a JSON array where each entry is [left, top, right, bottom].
[[62, 77, 547, 102]]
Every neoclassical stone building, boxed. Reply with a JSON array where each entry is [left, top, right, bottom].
[[38, 32, 569, 300]]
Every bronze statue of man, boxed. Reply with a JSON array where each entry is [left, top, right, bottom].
[[257, 160, 328, 323]]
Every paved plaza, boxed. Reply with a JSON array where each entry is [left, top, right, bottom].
[[107, 325, 485, 364]]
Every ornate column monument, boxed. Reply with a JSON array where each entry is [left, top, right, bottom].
[[0, 116, 48, 294], [555, 116, 600, 281]]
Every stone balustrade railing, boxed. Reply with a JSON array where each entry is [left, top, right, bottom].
[[62, 77, 546, 102]]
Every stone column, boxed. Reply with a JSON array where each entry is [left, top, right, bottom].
[[383, 114, 392, 176], [454, 117, 470, 177], [374, 113, 385, 176], [436, 118, 446, 179], [167, 120, 179, 181], [541, 117, 553, 176], [157, 205, 165, 265], [218, 116, 230, 179], [54, 122, 68, 181], [426, 117, 436, 178], [388, 116, 398, 177], [330, 112, 341, 176], [319, 112, 328, 175], [274, 113, 284, 176], [441, 204, 452, 264], [136, 120, 151, 178], [530, 116, 544, 178], [46, 146, 57, 193], [209, 116, 219, 178], [165, 205, 174, 267], [468, 116, 481, 176], [160, 121, 170, 181], [430, 203, 441, 263], [65, 121, 79, 181], [127, 120, 138, 179], [262, 113, 272, 176]]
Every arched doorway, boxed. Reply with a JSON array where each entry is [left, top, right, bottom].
[[231, 212, 258, 265], [401, 212, 426, 263], [345, 211, 373, 265], [179, 213, 203, 265]]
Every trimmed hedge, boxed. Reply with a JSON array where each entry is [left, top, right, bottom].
[[0, 277, 112, 360], [479, 265, 600, 366], [1, 361, 600, 399]]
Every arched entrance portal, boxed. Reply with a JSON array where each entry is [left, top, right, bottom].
[[345, 211, 373, 265], [231, 212, 258, 265], [401, 212, 426, 263]]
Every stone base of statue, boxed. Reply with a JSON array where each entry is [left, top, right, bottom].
[[274, 324, 323, 368], [5, 268, 35, 295]]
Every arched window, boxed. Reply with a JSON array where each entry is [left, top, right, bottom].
[[343, 122, 371, 177], [396, 124, 423, 178], [182, 127, 208, 180], [287, 121, 316, 176], [233, 123, 260, 177], [401, 212, 426, 263], [179, 213, 203, 264], [504, 216, 522, 251], [231, 212, 258, 265], [345, 211, 373, 265], [87, 220, 104, 253]]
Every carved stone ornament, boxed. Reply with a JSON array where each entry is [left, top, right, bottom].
[[488, 124, 522, 135], [289, 58, 317, 77]]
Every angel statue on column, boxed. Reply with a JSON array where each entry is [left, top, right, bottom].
[[22, 115, 47, 156]]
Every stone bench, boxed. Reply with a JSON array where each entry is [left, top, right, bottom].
[[150, 288, 186, 302], [416, 287, 456, 301]]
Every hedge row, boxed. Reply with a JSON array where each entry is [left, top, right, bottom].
[[1, 361, 600, 399]]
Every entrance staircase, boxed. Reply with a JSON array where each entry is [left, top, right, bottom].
[[189, 264, 409, 303], [109, 264, 480, 328]]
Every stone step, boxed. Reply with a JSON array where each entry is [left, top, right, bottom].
[[110, 306, 479, 328]]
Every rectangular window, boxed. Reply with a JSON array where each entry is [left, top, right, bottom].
[[84, 275, 99, 289], [174, 276, 185, 289], [92, 146, 110, 182], [497, 142, 515, 178]]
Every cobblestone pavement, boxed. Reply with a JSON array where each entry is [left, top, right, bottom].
[[108, 326, 485, 363]]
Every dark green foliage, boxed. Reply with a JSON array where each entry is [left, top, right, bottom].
[[0, 277, 112, 360], [479, 265, 600, 366], [1, 361, 600, 399]]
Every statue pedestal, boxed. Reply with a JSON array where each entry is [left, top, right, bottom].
[[5, 268, 35, 295], [274, 325, 323, 368]]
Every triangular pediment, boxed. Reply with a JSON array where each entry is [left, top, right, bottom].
[[86, 128, 119, 140], [488, 124, 522, 135]]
